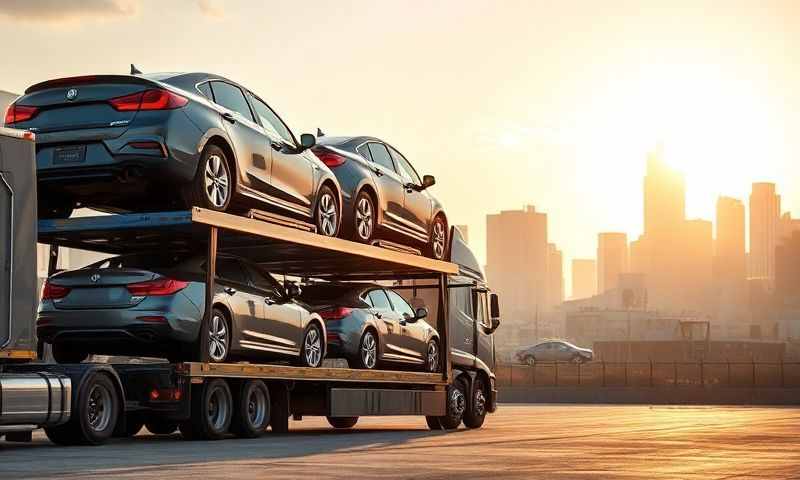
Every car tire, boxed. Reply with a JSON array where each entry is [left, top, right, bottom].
[[179, 379, 232, 441], [52, 343, 89, 364], [425, 338, 440, 373], [298, 323, 324, 368], [356, 330, 378, 370], [436, 377, 467, 430], [186, 144, 233, 212], [462, 376, 488, 429], [231, 380, 271, 438], [145, 420, 179, 435], [314, 184, 340, 237], [327, 416, 358, 429], [197, 308, 230, 363], [427, 215, 447, 260], [44, 372, 121, 446], [352, 190, 376, 243]]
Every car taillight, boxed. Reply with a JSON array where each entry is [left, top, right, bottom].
[[109, 89, 188, 112], [42, 281, 71, 300], [126, 278, 188, 296], [4, 104, 39, 125], [319, 306, 353, 320], [315, 150, 347, 168]]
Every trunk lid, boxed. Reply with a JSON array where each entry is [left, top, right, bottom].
[[49, 268, 157, 309]]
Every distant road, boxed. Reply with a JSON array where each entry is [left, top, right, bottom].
[[2, 405, 799, 479]]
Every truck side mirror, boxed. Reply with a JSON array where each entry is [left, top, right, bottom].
[[490, 293, 500, 319]]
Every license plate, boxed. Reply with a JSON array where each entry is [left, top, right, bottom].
[[53, 145, 86, 165]]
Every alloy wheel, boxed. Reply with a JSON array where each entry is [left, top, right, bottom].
[[204, 154, 230, 208], [317, 192, 338, 237], [87, 384, 113, 433], [208, 314, 228, 362], [427, 340, 439, 372], [432, 220, 446, 259], [304, 327, 322, 367], [246, 386, 268, 428], [361, 332, 377, 369], [355, 197, 374, 241], [474, 388, 486, 417]]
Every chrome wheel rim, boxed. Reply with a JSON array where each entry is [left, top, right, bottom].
[[208, 314, 228, 362], [361, 332, 377, 369], [427, 341, 439, 372], [304, 327, 322, 367], [87, 384, 113, 432], [449, 387, 466, 418], [432, 221, 446, 259], [355, 197, 373, 241], [204, 154, 230, 208], [246, 386, 268, 428], [474, 388, 486, 416], [207, 386, 229, 431], [317, 193, 338, 237]]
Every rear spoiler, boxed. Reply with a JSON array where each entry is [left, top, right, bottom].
[[25, 75, 156, 94]]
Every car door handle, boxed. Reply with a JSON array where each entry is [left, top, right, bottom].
[[221, 112, 236, 124], [372, 167, 383, 177], [399, 319, 407, 326], [224, 287, 236, 295], [270, 141, 282, 151]]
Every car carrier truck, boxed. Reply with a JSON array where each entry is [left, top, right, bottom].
[[0, 127, 500, 445]]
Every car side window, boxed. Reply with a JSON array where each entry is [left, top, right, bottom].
[[243, 263, 282, 296], [388, 147, 422, 185], [217, 259, 248, 284], [367, 289, 392, 311], [197, 82, 213, 100], [247, 92, 296, 146], [357, 144, 373, 162], [361, 293, 374, 307], [386, 290, 415, 318], [367, 143, 396, 172], [210, 81, 255, 122]]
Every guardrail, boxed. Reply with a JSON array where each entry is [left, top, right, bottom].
[[496, 361, 800, 388]]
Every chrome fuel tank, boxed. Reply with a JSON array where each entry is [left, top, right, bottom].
[[0, 372, 71, 426]]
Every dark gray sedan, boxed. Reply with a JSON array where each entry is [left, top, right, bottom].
[[300, 283, 440, 371], [37, 253, 326, 366], [515, 341, 593, 365]]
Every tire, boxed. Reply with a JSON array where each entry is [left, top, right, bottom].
[[145, 420, 178, 435], [113, 414, 144, 438], [463, 376, 488, 429], [356, 330, 378, 370], [197, 308, 230, 363], [425, 415, 442, 430], [44, 372, 121, 446], [427, 215, 447, 260], [52, 343, 89, 364], [298, 323, 324, 368], [327, 416, 358, 429], [179, 379, 232, 441], [231, 380, 271, 438], [437, 378, 467, 430], [352, 190, 376, 243], [314, 184, 340, 237], [425, 338, 440, 373], [185, 144, 233, 212]]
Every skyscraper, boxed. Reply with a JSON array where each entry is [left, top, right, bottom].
[[597, 232, 628, 293], [749, 183, 781, 282], [571, 259, 596, 299], [714, 197, 746, 286], [546, 243, 564, 310], [683, 219, 714, 310], [644, 147, 685, 237]]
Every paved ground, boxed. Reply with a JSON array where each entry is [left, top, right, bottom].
[[2, 405, 799, 479]]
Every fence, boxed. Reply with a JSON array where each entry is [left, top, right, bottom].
[[495, 361, 800, 388]]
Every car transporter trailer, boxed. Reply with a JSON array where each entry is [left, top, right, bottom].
[[1, 197, 493, 445]]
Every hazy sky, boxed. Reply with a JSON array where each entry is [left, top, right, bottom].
[[2, 0, 799, 294]]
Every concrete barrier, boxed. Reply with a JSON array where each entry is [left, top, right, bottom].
[[499, 386, 800, 405]]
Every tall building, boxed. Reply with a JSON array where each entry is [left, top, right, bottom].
[[571, 259, 596, 299], [714, 197, 746, 285], [486, 206, 548, 344], [775, 231, 800, 306], [597, 232, 628, 293], [644, 147, 685, 237], [779, 213, 800, 245], [546, 243, 564, 309], [749, 183, 780, 282], [454, 224, 469, 244], [683, 219, 713, 310]]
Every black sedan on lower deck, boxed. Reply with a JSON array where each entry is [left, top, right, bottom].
[[299, 283, 440, 371]]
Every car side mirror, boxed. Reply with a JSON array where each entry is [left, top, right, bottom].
[[415, 307, 428, 320], [285, 282, 302, 299], [419, 175, 435, 190], [299, 133, 316, 151]]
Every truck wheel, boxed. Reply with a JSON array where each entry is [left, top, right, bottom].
[[462, 376, 488, 429], [44, 371, 121, 446], [113, 414, 144, 437], [327, 416, 358, 429], [179, 379, 232, 440], [145, 420, 178, 435], [231, 380, 271, 438], [425, 416, 442, 430], [437, 378, 466, 430], [269, 384, 290, 434], [52, 343, 89, 364]]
